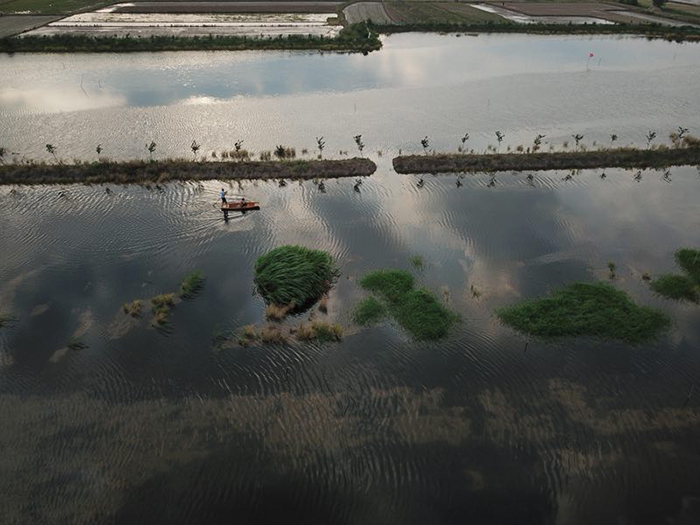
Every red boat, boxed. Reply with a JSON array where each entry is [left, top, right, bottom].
[[221, 200, 260, 212]]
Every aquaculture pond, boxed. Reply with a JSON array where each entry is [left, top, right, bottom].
[[2, 34, 700, 524]]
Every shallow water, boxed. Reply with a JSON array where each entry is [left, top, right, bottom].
[[2, 33, 700, 159], [2, 34, 700, 524]]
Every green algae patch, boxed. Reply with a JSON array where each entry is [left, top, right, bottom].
[[357, 269, 458, 340], [497, 282, 670, 344], [254, 245, 338, 310], [650, 248, 700, 303]]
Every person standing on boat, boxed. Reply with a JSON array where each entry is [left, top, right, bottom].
[[220, 188, 227, 205]]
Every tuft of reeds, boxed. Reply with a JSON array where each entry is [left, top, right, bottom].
[[265, 303, 292, 321], [260, 325, 289, 344], [296, 321, 343, 342], [122, 299, 142, 317], [497, 282, 670, 344], [649, 248, 700, 303], [179, 271, 205, 299], [151, 293, 176, 325], [274, 145, 296, 160], [254, 245, 338, 310], [410, 255, 424, 270]]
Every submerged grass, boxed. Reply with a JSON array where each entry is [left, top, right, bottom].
[[179, 271, 205, 299], [497, 282, 670, 344], [254, 245, 338, 310], [358, 269, 458, 340], [352, 296, 386, 326], [650, 248, 700, 302]]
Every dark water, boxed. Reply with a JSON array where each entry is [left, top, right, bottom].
[[1, 165, 700, 524]]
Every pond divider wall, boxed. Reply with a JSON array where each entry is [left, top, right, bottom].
[[392, 148, 700, 174], [0, 158, 377, 185]]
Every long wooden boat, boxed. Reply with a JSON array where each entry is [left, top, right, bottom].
[[221, 200, 260, 212]]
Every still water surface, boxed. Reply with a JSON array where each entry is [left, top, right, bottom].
[[1, 34, 700, 524]]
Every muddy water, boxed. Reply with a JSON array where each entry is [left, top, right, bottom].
[[1, 34, 700, 524]]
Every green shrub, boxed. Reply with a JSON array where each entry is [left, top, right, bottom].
[[254, 245, 337, 308], [497, 282, 670, 344]]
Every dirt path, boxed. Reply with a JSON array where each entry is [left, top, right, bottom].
[[0, 14, 58, 37]]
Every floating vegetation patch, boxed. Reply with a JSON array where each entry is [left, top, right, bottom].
[[179, 271, 205, 299], [357, 269, 458, 340], [254, 245, 338, 313], [235, 320, 343, 347], [122, 299, 142, 318], [0, 313, 18, 328], [295, 321, 343, 342], [497, 282, 670, 344], [67, 336, 88, 351], [151, 293, 176, 326], [352, 296, 386, 326], [650, 248, 700, 303], [410, 255, 424, 270]]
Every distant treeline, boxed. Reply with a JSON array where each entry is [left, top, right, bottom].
[[370, 21, 700, 42], [393, 146, 700, 174], [0, 158, 377, 185], [0, 23, 381, 53]]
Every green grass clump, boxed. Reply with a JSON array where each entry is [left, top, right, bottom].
[[651, 275, 699, 302], [359, 269, 414, 302], [497, 282, 670, 344], [254, 245, 337, 309], [358, 269, 458, 340], [179, 271, 205, 299], [675, 248, 700, 283], [394, 289, 459, 340], [352, 296, 386, 326], [649, 248, 700, 303], [410, 255, 424, 270]]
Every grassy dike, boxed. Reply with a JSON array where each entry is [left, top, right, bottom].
[[370, 21, 700, 42], [0, 23, 382, 53], [392, 147, 700, 174], [0, 158, 377, 185]]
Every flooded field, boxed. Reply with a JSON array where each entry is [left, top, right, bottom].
[[1, 34, 700, 524]]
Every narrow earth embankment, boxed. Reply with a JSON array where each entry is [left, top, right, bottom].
[[392, 148, 700, 174], [0, 158, 376, 185]]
